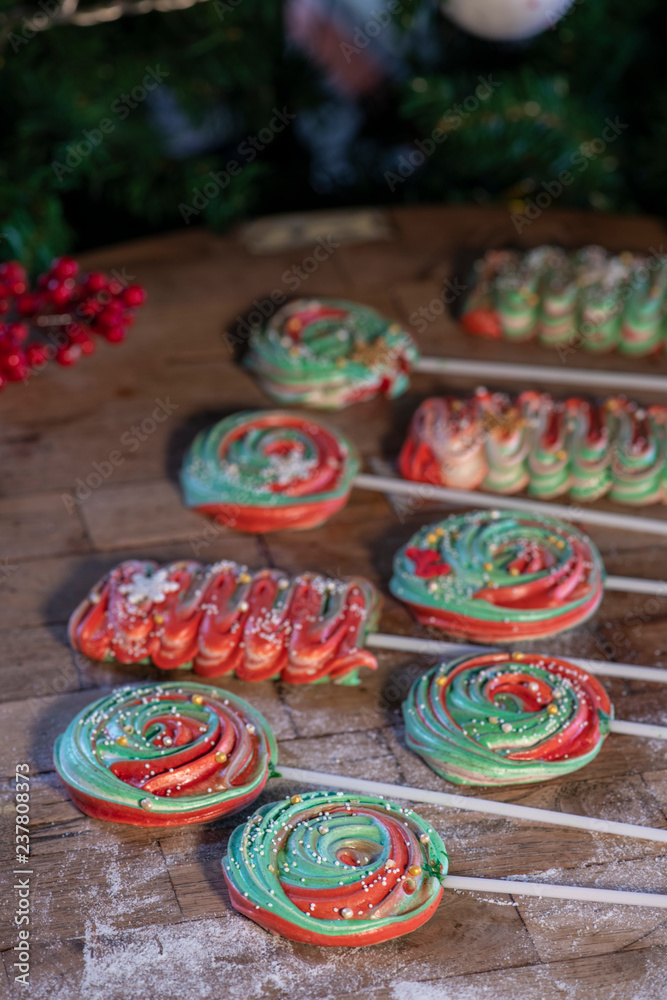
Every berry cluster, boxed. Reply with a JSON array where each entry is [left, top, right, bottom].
[[0, 257, 146, 391]]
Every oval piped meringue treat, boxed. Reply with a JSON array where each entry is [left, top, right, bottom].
[[390, 510, 605, 643], [222, 791, 447, 946], [54, 682, 277, 826], [244, 298, 419, 409], [403, 653, 613, 786], [68, 558, 380, 685], [181, 410, 359, 532], [398, 388, 667, 507]]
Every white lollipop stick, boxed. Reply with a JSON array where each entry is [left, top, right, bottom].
[[444, 876, 667, 909], [605, 576, 667, 596], [366, 632, 667, 684], [414, 356, 667, 395], [278, 767, 667, 844], [353, 473, 667, 538]]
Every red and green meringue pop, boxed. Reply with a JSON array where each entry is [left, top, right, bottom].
[[461, 245, 667, 357], [180, 410, 358, 532], [223, 791, 447, 946], [69, 558, 380, 685], [54, 682, 277, 827], [399, 388, 667, 507], [404, 652, 612, 786], [390, 510, 604, 643], [244, 298, 418, 409]]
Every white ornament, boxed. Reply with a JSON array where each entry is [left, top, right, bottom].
[[442, 0, 575, 41], [119, 569, 180, 605]]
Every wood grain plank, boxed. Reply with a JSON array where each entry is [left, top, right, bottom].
[[3, 891, 537, 1000], [326, 942, 667, 999], [0, 773, 183, 951], [79, 480, 208, 550], [0, 626, 79, 703], [0, 493, 89, 560]]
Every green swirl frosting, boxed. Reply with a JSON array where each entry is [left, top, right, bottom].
[[245, 298, 419, 409], [223, 791, 447, 946], [403, 654, 613, 786], [54, 682, 277, 825]]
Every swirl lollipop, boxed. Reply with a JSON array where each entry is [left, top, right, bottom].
[[54, 682, 277, 826], [181, 410, 359, 532], [390, 510, 605, 642], [404, 653, 613, 786], [222, 791, 447, 946], [245, 298, 418, 409]]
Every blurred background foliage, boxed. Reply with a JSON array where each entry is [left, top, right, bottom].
[[0, 0, 662, 267]]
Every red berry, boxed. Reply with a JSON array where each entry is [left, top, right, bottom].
[[0, 261, 27, 283], [122, 285, 146, 307], [51, 256, 79, 279], [0, 299, 8, 315], [26, 343, 50, 368], [103, 326, 127, 343], [16, 293, 40, 316], [45, 282, 72, 308], [78, 297, 103, 319], [107, 278, 125, 296], [5, 322, 29, 344], [96, 306, 124, 329], [85, 272, 108, 293], [79, 335, 95, 355], [55, 344, 81, 366], [0, 262, 27, 296], [66, 323, 89, 343], [2, 349, 29, 381]]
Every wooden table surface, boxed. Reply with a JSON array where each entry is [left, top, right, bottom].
[[2, 205, 667, 1000]]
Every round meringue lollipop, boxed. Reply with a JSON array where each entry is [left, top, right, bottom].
[[403, 652, 612, 786], [54, 682, 277, 826], [223, 790, 447, 946], [181, 410, 359, 532], [390, 510, 605, 642], [244, 298, 418, 409]]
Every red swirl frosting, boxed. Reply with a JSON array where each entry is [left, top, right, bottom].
[[69, 559, 380, 684]]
